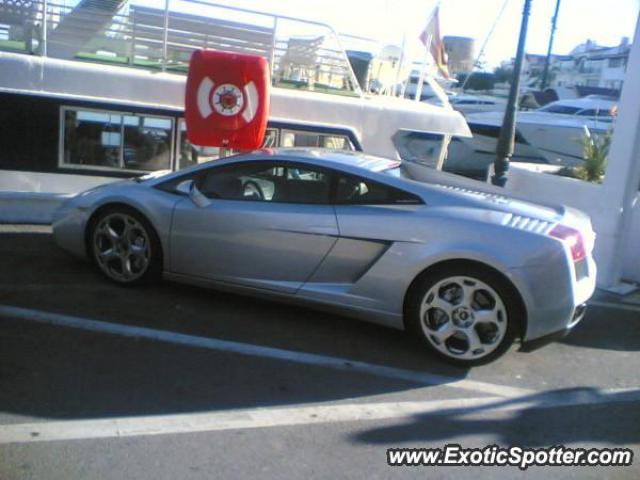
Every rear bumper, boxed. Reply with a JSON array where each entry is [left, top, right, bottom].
[[509, 255, 596, 343], [519, 303, 587, 352]]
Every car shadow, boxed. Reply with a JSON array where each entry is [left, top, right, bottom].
[[0, 230, 471, 374], [0, 230, 475, 420], [351, 387, 640, 446], [0, 316, 466, 420], [559, 305, 640, 352]]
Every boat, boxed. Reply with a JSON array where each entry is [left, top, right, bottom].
[[399, 70, 455, 106], [443, 95, 617, 179], [0, 0, 470, 222], [448, 94, 507, 116]]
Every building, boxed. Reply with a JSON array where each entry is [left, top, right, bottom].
[[551, 38, 631, 92], [499, 37, 631, 96], [443, 36, 475, 76]]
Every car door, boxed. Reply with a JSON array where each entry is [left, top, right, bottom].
[[301, 172, 424, 288], [169, 160, 338, 293]]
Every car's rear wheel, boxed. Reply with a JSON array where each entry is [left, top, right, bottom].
[[406, 265, 520, 366], [89, 207, 162, 285]]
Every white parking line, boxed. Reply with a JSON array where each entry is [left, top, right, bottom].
[[0, 304, 531, 398], [0, 224, 52, 234], [589, 300, 640, 313], [1, 388, 638, 445]]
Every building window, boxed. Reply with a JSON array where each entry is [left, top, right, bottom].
[[608, 58, 623, 68], [62, 107, 173, 172]]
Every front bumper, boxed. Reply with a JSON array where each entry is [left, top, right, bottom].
[[52, 205, 90, 259]]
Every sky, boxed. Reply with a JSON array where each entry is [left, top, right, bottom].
[[208, 0, 639, 68], [59, 0, 640, 69]]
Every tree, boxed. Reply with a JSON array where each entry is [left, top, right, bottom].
[[461, 72, 495, 91], [493, 65, 513, 84]]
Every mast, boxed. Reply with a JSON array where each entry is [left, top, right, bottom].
[[492, 0, 532, 187], [540, 0, 561, 90]]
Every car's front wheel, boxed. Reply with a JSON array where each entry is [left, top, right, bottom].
[[89, 207, 162, 285], [406, 265, 521, 366]]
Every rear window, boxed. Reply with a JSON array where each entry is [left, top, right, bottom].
[[335, 174, 423, 205]]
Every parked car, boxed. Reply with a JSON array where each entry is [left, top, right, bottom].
[[52, 149, 597, 365]]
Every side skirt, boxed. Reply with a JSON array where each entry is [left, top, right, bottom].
[[162, 271, 404, 330]]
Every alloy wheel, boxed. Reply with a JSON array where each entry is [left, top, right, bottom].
[[93, 213, 151, 283], [419, 275, 508, 360]]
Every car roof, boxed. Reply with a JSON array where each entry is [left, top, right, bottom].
[[245, 148, 402, 173], [145, 148, 408, 191]]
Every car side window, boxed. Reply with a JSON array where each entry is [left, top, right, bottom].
[[335, 175, 423, 205], [196, 162, 332, 204]]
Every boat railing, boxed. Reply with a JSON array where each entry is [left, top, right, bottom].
[[0, 0, 362, 97]]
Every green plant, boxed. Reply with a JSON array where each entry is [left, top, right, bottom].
[[577, 126, 612, 183], [554, 166, 582, 179]]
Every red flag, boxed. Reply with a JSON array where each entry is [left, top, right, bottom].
[[418, 6, 450, 78]]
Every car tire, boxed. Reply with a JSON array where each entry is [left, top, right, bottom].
[[405, 264, 522, 367], [88, 206, 162, 286]]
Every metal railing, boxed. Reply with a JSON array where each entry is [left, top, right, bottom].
[[0, 0, 362, 96]]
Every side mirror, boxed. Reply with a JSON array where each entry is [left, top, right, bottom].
[[176, 179, 211, 208], [176, 179, 193, 196]]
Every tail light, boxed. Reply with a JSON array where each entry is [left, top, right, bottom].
[[549, 224, 587, 262]]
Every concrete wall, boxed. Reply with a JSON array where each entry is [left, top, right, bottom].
[[0, 170, 116, 224], [506, 165, 640, 284]]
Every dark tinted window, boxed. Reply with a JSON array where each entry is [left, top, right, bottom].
[[577, 109, 598, 116], [538, 104, 582, 114], [62, 108, 172, 172], [467, 123, 528, 145], [335, 175, 422, 205], [196, 162, 331, 204]]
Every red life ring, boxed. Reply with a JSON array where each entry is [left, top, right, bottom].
[[185, 50, 270, 149]]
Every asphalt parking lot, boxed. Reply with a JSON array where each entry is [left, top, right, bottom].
[[0, 225, 639, 479]]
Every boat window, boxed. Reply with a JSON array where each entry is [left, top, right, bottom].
[[280, 130, 354, 150], [537, 104, 583, 115], [334, 174, 423, 205], [176, 119, 224, 170], [576, 108, 613, 118], [196, 161, 332, 204], [122, 115, 172, 171], [392, 130, 444, 168], [61, 107, 173, 172], [262, 128, 280, 148], [576, 109, 598, 117], [466, 123, 529, 144]]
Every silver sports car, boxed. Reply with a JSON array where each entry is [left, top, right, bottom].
[[53, 149, 597, 365]]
